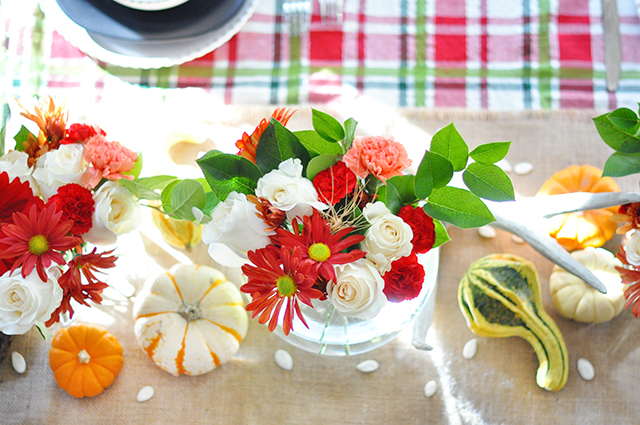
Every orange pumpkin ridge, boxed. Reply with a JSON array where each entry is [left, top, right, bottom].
[[204, 319, 244, 343], [196, 278, 225, 304], [167, 272, 184, 301], [208, 345, 221, 367], [145, 334, 162, 359], [175, 324, 188, 375]]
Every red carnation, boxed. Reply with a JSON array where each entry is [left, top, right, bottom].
[[48, 183, 95, 235], [61, 123, 105, 144], [398, 204, 436, 254], [383, 252, 425, 302], [313, 161, 358, 205]]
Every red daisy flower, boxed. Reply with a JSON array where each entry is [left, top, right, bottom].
[[45, 248, 117, 326], [241, 245, 323, 335], [616, 245, 640, 318], [0, 203, 80, 281], [274, 209, 366, 284]]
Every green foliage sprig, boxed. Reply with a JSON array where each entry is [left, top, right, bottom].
[[127, 109, 515, 248], [594, 104, 640, 177]]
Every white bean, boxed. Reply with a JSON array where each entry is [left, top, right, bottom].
[[463, 338, 478, 360], [478, 225, 497, 239], [137, 386, 155, 402], [11, 351, 26, 374], [274, 349, 293, 371], [424, 380, 437, 397], [356, 359, 379, 373], [514, 162, 534, 175], [577, 358, 595, 381]]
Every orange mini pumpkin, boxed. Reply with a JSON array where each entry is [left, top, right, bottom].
[[536, 164, 620, 251], [49, 324, 124, 398]]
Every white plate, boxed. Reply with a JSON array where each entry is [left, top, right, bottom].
[[111, 0, 190, 11], [40, 0, 259, 69]]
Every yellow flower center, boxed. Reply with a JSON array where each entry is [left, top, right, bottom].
[[28, 235, 49, 256], [276, 275, 297, 297], [308, 243, 331, 262]]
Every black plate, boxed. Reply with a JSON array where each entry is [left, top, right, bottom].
[[55, 0, 245, 42]]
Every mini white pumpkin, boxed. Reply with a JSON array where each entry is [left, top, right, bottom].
[[549, 247, 625, 323], [133, 264, 248, 376]]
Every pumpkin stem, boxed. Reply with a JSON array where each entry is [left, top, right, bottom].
[[77, 349, 91, 364], [178, 303, 202, 322]]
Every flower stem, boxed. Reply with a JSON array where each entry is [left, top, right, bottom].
[[318, 305, 335, 355]]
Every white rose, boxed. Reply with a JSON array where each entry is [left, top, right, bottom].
[[32, 143, 85, 199], [0, 151, 39, 195], [202, 192, 275, 268], [83, 181, 142, 245], [255, 158, 326, 221], [625, 231, 640, 266], [0, 268, 62, 335], [362, 202, 413, 273], [328, 259, 387, 319]]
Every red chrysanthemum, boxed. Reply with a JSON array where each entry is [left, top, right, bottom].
[[45, 248, 117, 326], [0, 203, 80, 281], [241, 245, 323, 335], [0, 171, 39, 223], [60, 123, 105, 144], [616, 245, 640, 318], [313, 161, 358, 205], [382, 252, 426, 302], [48, 183, 95, 235], [236, 108, 296, 163], [274, 209, 366, 284], [398, 204, 436, 254]]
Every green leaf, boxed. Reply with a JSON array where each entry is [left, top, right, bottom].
[[13, 125, 32, 151], [196, 150, 263, 201], [255, 120, 310, 174], [608, 107, 640, 130], [203, 191, 220, 216], [169, 179, 207, 221], [35, 322, 53, 340], [123, 153, 143, 179], [431, 218, 450, 249], [469, 141, 511, 164], [378, 181, 402, 215], [121, 175, 178, 200], [430, 123, 469, 171], [423, 187, 495, 229], [160, 180, 181, 214], [593, 112, 640, 153], [462, 162, 515, 201], [312, 109, 345, 142], [415, 151, 454, 199], [343, 117, 358, 152], [306, 154, 341, 181], [602, 151, 640, 177], [386, 175, 417, 205], [294, 130, 343, 157]]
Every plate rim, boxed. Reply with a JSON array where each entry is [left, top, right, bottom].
[[110, 0, 191, 12], [40, 0, 260, 69]]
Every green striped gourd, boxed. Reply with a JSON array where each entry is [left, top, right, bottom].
[[458, 254, 569, 391]]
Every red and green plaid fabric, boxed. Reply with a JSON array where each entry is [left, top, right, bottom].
[[1, 0, 639, 109]]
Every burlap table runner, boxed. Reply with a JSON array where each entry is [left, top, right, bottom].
[[2, 106, 640, 424]]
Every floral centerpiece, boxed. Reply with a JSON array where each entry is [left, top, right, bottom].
[[0, 97, 143, 337], [132, 108, 515, 339], [593, 104, 640, 317]]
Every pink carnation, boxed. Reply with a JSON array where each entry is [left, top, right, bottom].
[[81, 135, 138, 189], [342, 136, 411, 182]]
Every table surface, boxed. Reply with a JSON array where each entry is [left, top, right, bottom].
[[1, 105, 640, 424], [1, 0, 640, 110]]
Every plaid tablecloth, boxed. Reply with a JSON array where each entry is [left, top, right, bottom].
[[1, 0, 640, 109]]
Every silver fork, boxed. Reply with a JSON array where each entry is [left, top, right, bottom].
[[283, 0, 311, 37], [318, 0, 344, 23]]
